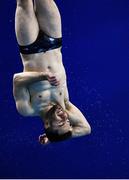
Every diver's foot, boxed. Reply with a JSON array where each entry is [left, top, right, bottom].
[[39, 133, 50, 145]]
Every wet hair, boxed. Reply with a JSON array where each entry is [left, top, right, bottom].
[[45, 128, 72, 142]]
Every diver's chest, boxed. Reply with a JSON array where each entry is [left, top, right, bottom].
[[30, 85, 65, 104]]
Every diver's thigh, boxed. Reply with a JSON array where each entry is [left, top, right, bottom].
[[15, 0, 39, 45], [34, 0, 62, 38]]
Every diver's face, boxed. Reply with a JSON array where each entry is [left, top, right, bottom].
[[54, 105, 68, 123], [50, 105, 72, 134]]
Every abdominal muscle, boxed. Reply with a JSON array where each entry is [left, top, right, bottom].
[[22, 49, 64, 73]]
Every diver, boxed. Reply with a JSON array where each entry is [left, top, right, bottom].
[[13, 0, 91, 144]]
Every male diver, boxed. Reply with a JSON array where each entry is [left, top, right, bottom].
[[13, 0, 91, 144]]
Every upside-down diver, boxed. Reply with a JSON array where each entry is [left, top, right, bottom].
[[13, 0, 91, 144]]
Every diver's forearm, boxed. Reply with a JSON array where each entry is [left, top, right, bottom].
[[13, 72, 47, 86]]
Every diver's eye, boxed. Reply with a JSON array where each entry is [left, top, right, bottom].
[[58, 107, 62, 111]]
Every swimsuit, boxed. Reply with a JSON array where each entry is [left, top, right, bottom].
[[19, 30, 62, 54]]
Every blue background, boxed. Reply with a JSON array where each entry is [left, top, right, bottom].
[[0, 0, 129, 178]]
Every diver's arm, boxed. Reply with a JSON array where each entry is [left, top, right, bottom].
[[13, 72, 47, 86], [13, 78, 36, 116], [65, 102, 91, 138], [16, 98, 36, 117], [13, 72, 59, 86]]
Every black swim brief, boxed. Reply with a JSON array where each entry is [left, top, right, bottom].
[[19, 30, 62, 54]]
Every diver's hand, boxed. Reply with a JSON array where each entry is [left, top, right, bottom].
[[46, 72, 60, 86], [39, 133, 50, 145]]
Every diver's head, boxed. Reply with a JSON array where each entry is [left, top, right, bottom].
[[43, 104, 72, 142]]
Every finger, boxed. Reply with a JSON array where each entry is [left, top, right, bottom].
[[55, 82, 60, 86], [48, 78, 57, 82], [40, 135, 49, 145], [49, 76, 56, 79], [51, 84, 58, 86], [50, 79, 57, 83], [52, 82, 60, 86], [50, 79, 59, 83]]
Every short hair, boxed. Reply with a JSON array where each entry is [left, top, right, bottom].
[[45, 128, 72, 142]]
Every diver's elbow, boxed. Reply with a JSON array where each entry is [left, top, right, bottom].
[[16, 105, 31, 117], [72, 124, 91, 138], [17, 108, 29, 117], [83, 124, 91, 135]]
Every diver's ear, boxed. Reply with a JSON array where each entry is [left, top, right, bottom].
[[44, 120, 50, 129]]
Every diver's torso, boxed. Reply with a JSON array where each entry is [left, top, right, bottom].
[[21, 48, 63, 73], [28, 80, 67, 114], [21, 49, 67, 114]]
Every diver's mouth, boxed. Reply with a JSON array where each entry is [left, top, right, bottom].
[[58, 123, 65, 127]]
